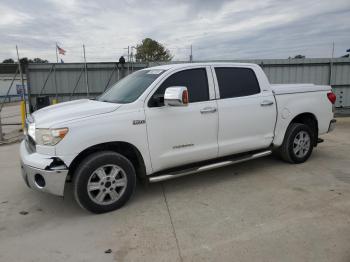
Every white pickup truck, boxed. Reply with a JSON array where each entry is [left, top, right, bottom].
[[20, 63, 336, 213]]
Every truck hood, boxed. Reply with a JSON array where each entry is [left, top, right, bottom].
[[32, 99, 121, 127]]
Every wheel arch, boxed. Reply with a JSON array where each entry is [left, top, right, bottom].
[[273, 111, 319, 147], [67, 141, 147, 183], [290, 112, 318, 144], [277, 112, 319, 147]]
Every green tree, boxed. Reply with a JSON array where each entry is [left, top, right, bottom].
[[2, 57, 48, 64], [32, 58, 49, 63], [19, 57, 49, 64], [2, 58, 15, 63], [135, 38, 172, 62], [20, 57, 30, 65]]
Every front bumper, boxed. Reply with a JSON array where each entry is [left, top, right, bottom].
[[20, 141, 68, 196]]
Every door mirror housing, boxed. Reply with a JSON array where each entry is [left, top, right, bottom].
[[164, 86, 189, 106]]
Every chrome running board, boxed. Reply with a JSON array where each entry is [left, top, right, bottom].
[[149, 150, 272, 183]]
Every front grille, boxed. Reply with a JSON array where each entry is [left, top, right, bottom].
[[25, 135, 36, 153]]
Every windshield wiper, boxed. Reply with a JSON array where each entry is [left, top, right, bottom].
[[98, 99, 120, 104]]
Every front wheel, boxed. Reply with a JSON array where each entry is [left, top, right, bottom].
[[73, 151, 136, 213], [278, 123, 314, 164]]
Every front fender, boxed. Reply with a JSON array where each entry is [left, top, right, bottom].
[[54, 110, 153, 174]]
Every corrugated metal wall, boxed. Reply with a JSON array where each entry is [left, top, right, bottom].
[[233, 58, 350, 108], [27, 58, 350, 110], [26, 63, 147, 109]]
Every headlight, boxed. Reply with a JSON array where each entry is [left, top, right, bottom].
[[27, 122, 36, 140], [35, 128, 69, 146]]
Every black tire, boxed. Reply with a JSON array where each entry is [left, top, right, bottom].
[[278, 123, 314, 164], [73, 151, 136, 213]]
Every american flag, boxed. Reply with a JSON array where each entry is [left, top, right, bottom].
[[56, 45, 66, 55]]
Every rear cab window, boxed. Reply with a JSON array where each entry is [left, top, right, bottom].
[[149, 68, 210, 107], [214, 67, 261, 99]]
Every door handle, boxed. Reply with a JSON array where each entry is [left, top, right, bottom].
[[260, 100, 274, 106], [200, 107, 217, 114]]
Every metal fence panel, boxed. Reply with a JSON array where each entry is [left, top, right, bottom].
[[27, 63, 147, 109], [261, 64, 330, 84], [26, 58, 350, 111]]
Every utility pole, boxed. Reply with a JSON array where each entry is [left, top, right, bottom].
[[55, 42, 59, 63], [83, 44, 89, 97], [330, 41, 335, 85], [190, 45, 193, 62], [127, 46, 130, 75], [16, 46, 25, 102], [0, 113, 2, 141], [16, 45, 26, 119], [131, 46, 136, 73]]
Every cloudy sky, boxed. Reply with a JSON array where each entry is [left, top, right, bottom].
[[0, 0, 349, 62]]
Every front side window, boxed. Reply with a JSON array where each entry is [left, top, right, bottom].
[[215, 67, 260, 99], [149, 68, 209, 107], [98, 69, 164, 104]]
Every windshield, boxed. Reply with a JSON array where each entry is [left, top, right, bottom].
[[98, 69, 164, 103]]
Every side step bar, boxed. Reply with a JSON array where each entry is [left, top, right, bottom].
[[149, 150, 272, 183]]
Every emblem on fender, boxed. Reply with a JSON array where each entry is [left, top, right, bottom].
[[133, 120, 146, 125]]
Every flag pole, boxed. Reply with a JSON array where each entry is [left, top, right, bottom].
[[55, 42, 59, 63]]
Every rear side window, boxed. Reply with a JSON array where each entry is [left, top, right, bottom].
[[215, 67, 260, 99], [149, 68, 209, 107]]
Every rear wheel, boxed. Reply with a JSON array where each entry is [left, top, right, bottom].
[[278, 123, 314, 164], [73, 151, 136, 213]]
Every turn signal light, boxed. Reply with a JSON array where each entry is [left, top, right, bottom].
[[327, 92, 336, 104], [182, 90, 189, 105]]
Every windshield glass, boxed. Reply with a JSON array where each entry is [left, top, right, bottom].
[[98, 69, 164, 103]]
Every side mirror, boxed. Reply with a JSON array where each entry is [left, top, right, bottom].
[[164, 86, 189, 106]]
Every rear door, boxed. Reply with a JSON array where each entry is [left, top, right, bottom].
[[212, 66, 276, 157], [145, 66, 219, 172]]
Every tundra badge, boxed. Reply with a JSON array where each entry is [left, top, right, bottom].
[[133, 120, 146, 125]]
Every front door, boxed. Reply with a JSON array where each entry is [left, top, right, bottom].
[[145, 67, 218, 172]]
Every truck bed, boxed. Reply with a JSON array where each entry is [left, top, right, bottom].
[[271, 83, 331, 95]]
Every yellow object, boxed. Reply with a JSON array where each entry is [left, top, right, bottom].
[[52, 98, 58, 104], [20, 101, 26, 129]]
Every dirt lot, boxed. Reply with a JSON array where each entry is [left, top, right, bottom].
[[0, 118, 349, 262]]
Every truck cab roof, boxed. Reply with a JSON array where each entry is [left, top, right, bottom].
[[146, 62, 260, 71]]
